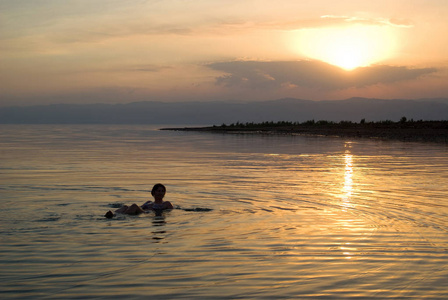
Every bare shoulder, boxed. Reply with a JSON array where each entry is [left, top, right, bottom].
[[163, 201, 174, 209]]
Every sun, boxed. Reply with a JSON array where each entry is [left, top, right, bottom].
[[295, 25, 396, 70]]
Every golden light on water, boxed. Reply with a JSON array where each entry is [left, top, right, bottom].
[[343, 151, 354, 199], [295, 25, 397, 70], [2, 125, 448, 298], [343, 150, 354, 200], [340, 147, 357, 260]]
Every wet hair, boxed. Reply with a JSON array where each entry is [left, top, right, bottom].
[[151, 183, 166, 196]]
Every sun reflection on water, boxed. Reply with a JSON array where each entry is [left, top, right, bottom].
[[339, 143, 360, 259], [342, 144, 354, 210]]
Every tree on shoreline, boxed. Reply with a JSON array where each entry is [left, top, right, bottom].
[[218, 119, 447, 129]]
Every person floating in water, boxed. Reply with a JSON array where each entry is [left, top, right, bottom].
[[105, 183, 173, 218]]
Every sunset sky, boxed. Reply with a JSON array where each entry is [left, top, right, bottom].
[[1, 0, 447, 106]]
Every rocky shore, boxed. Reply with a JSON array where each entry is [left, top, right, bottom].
[[161, 120, 448, 143]]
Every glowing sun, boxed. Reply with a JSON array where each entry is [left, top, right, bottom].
[[296, 25, 396, 70]]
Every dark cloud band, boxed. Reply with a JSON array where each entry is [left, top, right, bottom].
[[207, 60, 437, 90]]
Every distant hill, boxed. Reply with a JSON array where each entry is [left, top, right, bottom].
[[0, 98, 447, 124]]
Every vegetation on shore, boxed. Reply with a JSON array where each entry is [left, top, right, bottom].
[[162, 118, 448, 143], [214, 117, 441, 128]]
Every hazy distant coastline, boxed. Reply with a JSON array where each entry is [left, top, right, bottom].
[[161, 120, 448, 143], [1, 97, 448, 125]]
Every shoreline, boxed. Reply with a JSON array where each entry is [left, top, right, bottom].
[[161, 121, 448, 144]]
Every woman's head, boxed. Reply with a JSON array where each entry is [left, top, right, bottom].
[[151, 183, 166, 196]]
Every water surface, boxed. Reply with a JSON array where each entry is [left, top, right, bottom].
[[1, 125, 447, 299]]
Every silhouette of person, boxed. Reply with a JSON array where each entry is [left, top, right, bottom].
[[105, 183, 173, 218]]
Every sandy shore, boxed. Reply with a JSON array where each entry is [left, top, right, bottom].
[[161, 121, 448, 143]]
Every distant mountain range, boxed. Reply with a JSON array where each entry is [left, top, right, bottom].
[[1, 97, 447, 124]]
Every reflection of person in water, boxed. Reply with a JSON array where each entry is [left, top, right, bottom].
[[105, 183, 173, 218]]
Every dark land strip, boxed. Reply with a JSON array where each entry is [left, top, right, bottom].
[[161, 120, 448, 143]]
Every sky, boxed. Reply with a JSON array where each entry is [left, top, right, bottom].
[[1, 0, 448, 106]]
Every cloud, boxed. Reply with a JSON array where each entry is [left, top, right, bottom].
[[320, 15, 414, 28], [47, 14, 412, 45], [212, 15, 414, 34], [72, 64, 170, 74], [207, 60, 437, 90], [386, 18, 414, 28]]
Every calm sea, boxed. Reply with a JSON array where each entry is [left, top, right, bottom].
[[1, 125, 447, 299]]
